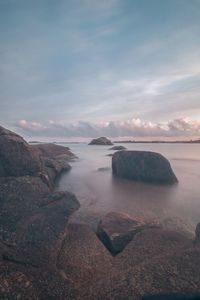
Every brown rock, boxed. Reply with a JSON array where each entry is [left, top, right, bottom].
[[97, 212, 158, 255], [57, 223, 113, 298], [0, 126, 41, 177]]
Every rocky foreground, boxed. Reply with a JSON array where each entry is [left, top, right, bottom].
[[0, 126, 200, 299]]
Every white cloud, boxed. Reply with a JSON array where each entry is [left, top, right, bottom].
[[14, 117, 200, 140]]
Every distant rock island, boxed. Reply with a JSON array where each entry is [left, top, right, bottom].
[[89, 136, 113, 145], [114, 139, 200, 144]]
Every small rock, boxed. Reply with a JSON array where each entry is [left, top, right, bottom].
[[109, 145, 127, 150]]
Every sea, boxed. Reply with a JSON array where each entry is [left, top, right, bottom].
[[56, 143, 200, 231]]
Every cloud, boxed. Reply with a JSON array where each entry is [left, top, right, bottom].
[[14, 117, 200, 139]]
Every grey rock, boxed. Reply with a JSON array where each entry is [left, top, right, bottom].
[[112, 150, 178, 184], [89, 137, 113, 145], [109, 145, 127, 150]]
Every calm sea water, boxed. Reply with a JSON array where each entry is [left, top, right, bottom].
[[56, 143, 200, 230]]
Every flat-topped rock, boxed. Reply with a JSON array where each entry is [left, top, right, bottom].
[[89, 137, 113, 145], [112, 150, 178, 184], [32, 143, 76, 160], [109, 145, 127, 150], [97, 212, 159, 255]]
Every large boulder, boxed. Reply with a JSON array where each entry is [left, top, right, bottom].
[[89, 137, 113, 145], [112, 150, 178, 184], [0, 126, 41, 177], [97, 212, 160, 255]]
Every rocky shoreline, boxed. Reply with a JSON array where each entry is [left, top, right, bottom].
[[0, 126, 200, 299]]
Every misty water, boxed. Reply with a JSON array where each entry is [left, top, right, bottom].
[[56, 143, 200, 231]]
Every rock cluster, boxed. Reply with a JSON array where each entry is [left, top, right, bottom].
[[0, 126, 80, 298], [0, 126, 200, 299]]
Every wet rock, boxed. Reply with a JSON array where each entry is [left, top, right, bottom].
[[97, 167, 111, 172], [0, 126, 41, 177], [97, 212, 158, 255], [109, 145, 127, 150], [89, 137, 113, 145], [112, 150, 178, 184]]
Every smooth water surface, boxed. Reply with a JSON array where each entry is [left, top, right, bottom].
[[57, 143, 200, 229]]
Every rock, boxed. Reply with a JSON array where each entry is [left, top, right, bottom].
[[194, 223, 200, 246], [89, 137, 113, 145], [32, 143, 77, 185], [162, 217, 194, 238], [32, 143, 76, 160], [112, 150, 178, 184], [112, 228, 200, 299], [97, 212, 159, 255], [0, 126, 41, 177], [109, 145, 127, 150], [57, 223, 113, 297], [97, 167, 111, 172], [18, 191, 80, 266]]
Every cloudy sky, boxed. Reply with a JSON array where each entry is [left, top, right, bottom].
[[0, 0, 200, 140]]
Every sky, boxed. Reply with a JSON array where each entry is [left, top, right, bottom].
[[0, 0, 200, 140]]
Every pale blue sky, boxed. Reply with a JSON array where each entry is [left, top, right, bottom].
[[0, 0, 200, 138]]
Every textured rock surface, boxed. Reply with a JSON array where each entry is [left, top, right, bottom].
[[0, 126, 80, 299], [33, 143, 76, 185], [109, 145, 127, 150], [0, 126, 41, 177], [112, 150, 178, 184], [89, 136, 113, 145], [1, 126, 200, 299], [57, 223, 113, 297], [97, 212, 160, 255]]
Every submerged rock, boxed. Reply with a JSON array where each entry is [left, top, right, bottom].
[[112, 150, 178, 184], [97, 212, 159, 255], [109, 145, 127, 150], [97, 167, 111, 172], [89, 137, 113, 145]]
